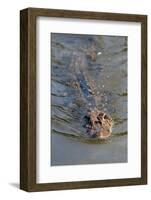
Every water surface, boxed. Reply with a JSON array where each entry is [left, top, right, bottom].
[[51, 33, 127, 166]]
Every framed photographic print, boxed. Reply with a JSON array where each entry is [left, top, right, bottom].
[[20, 8, 147, 191]]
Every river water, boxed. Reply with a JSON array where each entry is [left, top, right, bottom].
[[51, 33, 127, 166]]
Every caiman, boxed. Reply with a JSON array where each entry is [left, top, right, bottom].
[[69, 50, 113, 139]]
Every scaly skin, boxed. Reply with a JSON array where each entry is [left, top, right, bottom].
[[69, 47, 113, 138]]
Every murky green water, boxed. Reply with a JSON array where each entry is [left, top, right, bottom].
[[51, 33, 127, 166]]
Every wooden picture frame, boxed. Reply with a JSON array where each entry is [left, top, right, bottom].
[[20, 7, 147, 192]]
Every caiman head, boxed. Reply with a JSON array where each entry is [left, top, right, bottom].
[[85, 109, 113, 139]]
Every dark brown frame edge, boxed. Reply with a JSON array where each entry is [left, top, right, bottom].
[[20, 7, 147, 192]]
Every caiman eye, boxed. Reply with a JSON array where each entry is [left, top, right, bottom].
[[99, 112, 104, 117], [104, 114, 108, 119]]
